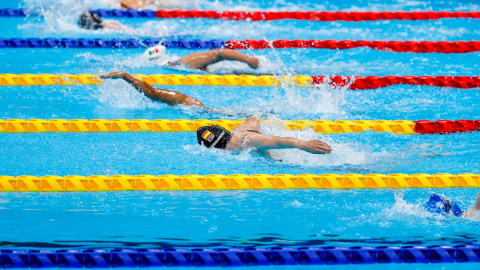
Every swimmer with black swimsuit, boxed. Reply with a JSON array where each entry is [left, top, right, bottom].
[[100, 71, 332, 154]]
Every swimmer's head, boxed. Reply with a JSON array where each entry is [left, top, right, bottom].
[[79, 11, 103, 30], [197, 125, 232, 149], [143, 44, 167, 61], [425, 193, 463, 217]]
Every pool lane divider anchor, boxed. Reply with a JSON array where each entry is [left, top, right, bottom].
[[0, 118, 479, 134], [2, 74, 480, 89], [0, 246, 480, 267], [0, 173, 479, 192], [3, 8, 480, 22], [2, 38, 480, 53]]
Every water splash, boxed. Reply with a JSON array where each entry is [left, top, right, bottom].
[[260, 116, 372, 167], [184, 116, 375, 167], [94, 79, 165, 109]]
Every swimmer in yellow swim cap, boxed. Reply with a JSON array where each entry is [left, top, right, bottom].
[[143, 44, 260, 71], [99, 71, 332, 154]]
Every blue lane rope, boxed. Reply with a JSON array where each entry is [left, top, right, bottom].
[[0, 38, 226, 49], [0, 8, 155, 18], [0, 246, 479, 267], [91, 9, 156, 18], [0, 9, 25, 17]]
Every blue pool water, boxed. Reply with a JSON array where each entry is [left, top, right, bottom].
[[2, 0, 480, 269]]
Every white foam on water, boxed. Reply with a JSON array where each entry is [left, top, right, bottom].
[[73, 51, 179, 70], [94, 79, 165, 109], [20, 0, 188, 37], [20, 0, 96, 35], [259, 116, 373, 166], [183, 143, 256, 163], [372, 192, 461, 228]]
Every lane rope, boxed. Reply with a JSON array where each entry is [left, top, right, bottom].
[[0, 173, 478, 191], [3, 8, 480, 22], [0, 246, 479, 266], [2, 74, 480, 89], [0, 119, 479, 134], [2, 38, 480, 53]]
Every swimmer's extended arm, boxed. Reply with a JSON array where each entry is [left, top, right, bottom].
[[99, 71, 209, 108], [244, 133, 332, 154], [177, 49, 260, 70]]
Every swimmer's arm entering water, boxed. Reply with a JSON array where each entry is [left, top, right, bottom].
[[244, 133, 332, 154], [99, 71, 213, 110]]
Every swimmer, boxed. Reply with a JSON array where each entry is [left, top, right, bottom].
[[99, 71, 332, 154], [144, 44, 260, 71], [119, 0, 198, 10], [424, 193, 480, 218], [78, 11, 134, 33]]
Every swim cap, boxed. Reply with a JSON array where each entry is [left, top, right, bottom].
[[197, 125, 232, 149], [143, 44, 167, 61], [424, 193, 463, 217], [78, 11, 103, 30]]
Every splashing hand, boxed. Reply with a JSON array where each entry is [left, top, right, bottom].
[[99, 71, 127, 80]]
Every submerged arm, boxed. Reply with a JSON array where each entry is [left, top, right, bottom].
[[99, 71, 208, 108], [244, 133, 332, 154]]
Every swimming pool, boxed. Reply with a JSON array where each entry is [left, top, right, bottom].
[[2, 0, 480, 269]]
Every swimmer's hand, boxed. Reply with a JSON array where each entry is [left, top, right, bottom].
[[99, 71, 126, 80], [299, 139, 332, 154], [245, 134, 332, 154]]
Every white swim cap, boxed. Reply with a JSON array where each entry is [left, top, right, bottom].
[[143, 44, 167, 61]]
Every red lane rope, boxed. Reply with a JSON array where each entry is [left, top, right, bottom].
[[155, 10, 480, 21], [312, 76, 480, 89], [414, 120, 480, 134], [225, 39, 480, 53]]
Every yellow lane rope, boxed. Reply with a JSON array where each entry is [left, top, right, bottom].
[[0, 74, 312, 87], [0, 173, 477, 191], [0, 119, 416, 134]]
